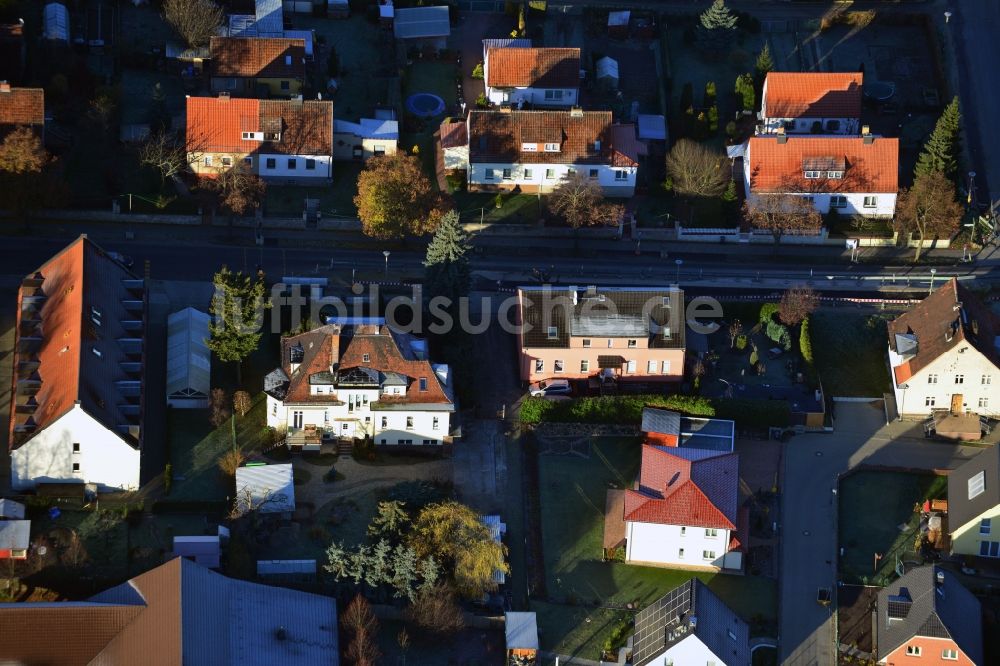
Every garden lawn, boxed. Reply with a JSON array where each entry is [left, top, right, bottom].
[[838, 471, 947, 582], [811, 312, 893, 397], [452, 191, 541, 225], [536, 436, 777, 657], [402, 61, 458, 179], [265, 165, 361, 218]]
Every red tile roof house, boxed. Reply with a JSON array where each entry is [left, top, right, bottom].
[[263, 323, 454, 450], [465, 109, 640, 196], [209, 36, 306, 98], [186, 96, 334, 184], [0, 82, 43, 140], [743, 131, 898, 219], [484, 47, 581, 107], [888, 277, 1000, 419], [9, 236, 147, 492], [759, 72, 863, 135]]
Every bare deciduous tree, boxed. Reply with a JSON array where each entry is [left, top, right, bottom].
[[548, 172, 625, 229], [742, 194, 822, 244], [342, 594, 381, 666], [163, 0, 223, 49], [893, 171, 964, 263], [218, 449, 245, 480], [138, 132, 191, 185], [210, 164, 266, 221], [209, 388, 231, 428], [403, 583, 466, 635], [728, 320, 743, 348], [778, 286, 819, 326], [665, 139, 729, 198], [228, 485, 287, 520], [233, 390, 252, 418], [0, 127, 50, 226]]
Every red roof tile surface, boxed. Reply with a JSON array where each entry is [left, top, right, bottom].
[[486, 47, 581, 89], [747, 135, 898, 194], [0, 86, 43, 126], [186, 97, 333, 156], [210, 37, 306, 79], [763, 72, 863, 119], [623, 445, 739, 530], [439, 119, 467, 148], [468, 110, 636, 166]]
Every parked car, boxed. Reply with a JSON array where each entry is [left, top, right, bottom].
[[528, 379, 572, 397]]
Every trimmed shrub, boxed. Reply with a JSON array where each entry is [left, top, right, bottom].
[[759, 302, 780, 324], [735, 334, 748, 351], [765, 320, 790, 349]]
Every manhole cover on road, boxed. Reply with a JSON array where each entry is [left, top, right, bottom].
[[803, 530, 811, 536]]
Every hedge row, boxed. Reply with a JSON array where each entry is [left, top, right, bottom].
[[518, 394, 790, 429]]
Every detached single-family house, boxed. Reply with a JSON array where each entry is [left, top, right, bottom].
[[0, 82, 43, 140], [948, 445, 1000, 559], [743, 130, 898, 217], [0, 557, 339, 665], [875, 565, 982, 665], [759, 71, 863, 135], [393, 6, 450, 51], [466, 109, 639, 196], [0, 520, 29, 560], [264, 323, 454, 449], [516, 286, 685, 385], [235, 463, 296, 518], [186, 96, 334, 183], [631, 578, 751, 666], [484, 47, 580, 107], [9, 236, 147, 492], [332, 116, 398, 161], [888, 277, 1000, 419], [623, 444, 742, 571], [209, 36, 306, 97]]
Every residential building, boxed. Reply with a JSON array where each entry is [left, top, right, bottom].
[[9, 236, 147, 492], [0, 520, 29, 559], [947, 444, 1000, 559], [209, 36, 306, 97], [466, 109, 640, 195], [332, 116, 399, 160], [515, 286, 685, 385], [888, 278, 1000, 418], [235, 463, 296, 518], [171, 535, 221, 569], [0, 82, 43, 139], [641, 408, 735, 452], [875, 565, 982, 665], [759, 72, 863, 135], [393, 6, 450, 51], [484, 47, 581, 107], [264, 323, 454, 449], [743, 130, 898, 218], [186, 96, 334, 183], [505, 612, 539, 664], [631, 578, 751, 666], [439, 118, 469, 171], [0, 557, 339, 665], [623, 444, 743, 571]]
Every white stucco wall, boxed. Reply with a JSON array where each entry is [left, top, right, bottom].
[[625, 521, 730, 569], [468, 162, 635, 195], [270, 395, 451, 445], [443, 145, 469, 171], [11, 405, 141, 491], [258, 153, 332, 179], [485, 85, 578, 107], [890, 344, 1000, 417], [332, 134, 398, 161], [759, 115, 860, 135], [646, 634, 731, 666]]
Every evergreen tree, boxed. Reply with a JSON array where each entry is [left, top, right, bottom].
[[696, 0, 738, 52], [914, 97, 961, 180], [423, 210, 471, 303], [735, 73, 756, 111], [207, 266, 269, 386], [755, 42, 774, 79]]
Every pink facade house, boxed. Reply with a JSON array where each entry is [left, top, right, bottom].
[[516, 286, 685, 386]]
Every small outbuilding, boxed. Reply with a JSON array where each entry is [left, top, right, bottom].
[[393, 6, 450, 51], [0, 520, 30, 559], [166, 307, 211, 409], [0, 499, 26, 520], [333, 117, 399, 161], [236, 463, 296, 517], [505, 612, 539, 664], [595, 56, 619, 91], [607, 10, 630, 39], [172, 535, 221, 569], [637, 114, 667, 142]]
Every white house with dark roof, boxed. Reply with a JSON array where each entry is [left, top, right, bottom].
[[332, 117, 398, 161]]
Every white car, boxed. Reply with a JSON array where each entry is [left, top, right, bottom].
[[529, 379, 572, 397]]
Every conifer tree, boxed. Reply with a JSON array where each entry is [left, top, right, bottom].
[[755, 42, 774, 79], [423, 210, 471, 302], [914, 97, 961, 180], [696, 0, 738, 52], [207, 266, 269, 385]]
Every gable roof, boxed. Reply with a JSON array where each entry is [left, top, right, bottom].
[[186, 96, 333, 156], [624, 445, 739, 529], [236, 463, 296, 514], [888, 278, 999, 384], [468, 109, 636, 166], [0, 86, 43, 126], [259, 99, 333, 155], [210, 37, 306, 79], [393, 6, 450, 39], [876, 565, 982, 664], [166, 307, 211, 400], [0, 519, 30, 550], [439, 119, 467, 148], [632, 578, 751, 666], [947, 442, 1000, 534], [763, 72, 863, 119], [747, 135, 898, 194], [0, 557, 339, 665], [505, 611, 539, 650], [486, 47, 581, 89], [9, 236, 145, 451]]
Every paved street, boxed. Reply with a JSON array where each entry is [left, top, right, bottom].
[[779, 402, 984, 666]]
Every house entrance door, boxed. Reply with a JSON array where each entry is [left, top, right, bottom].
[[951, 394, 964, 414]]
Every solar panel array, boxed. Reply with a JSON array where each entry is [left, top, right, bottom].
[[631, 581, 695, 665]]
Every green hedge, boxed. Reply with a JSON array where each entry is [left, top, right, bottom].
[[519, 394, 790, 429]]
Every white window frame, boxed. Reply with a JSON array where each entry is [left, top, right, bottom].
[[702, 550, 716, 561], [983, 374, 991, 385], [614, 170, 628, 181], [827, 170, 844, 179], [928, 374, 938, 384], [980, 397, 989, 409], [925, 396, 936, 407], [521, 142, 537, 152], [547, 326, 558, 339], [905, 646, 921, 657], [830, 195, 847, 209], [580, 359, 589, 372], [582, 339, 591, 348], [543, 143, 560, 152], [863, 195, 877, 208], [485, 168, 495, 180], [432, 417, 440, 430], [626, 360, 636, 374], [955, 374, 965, 384], [534, 359, 544, 373], [554, 360, 564, 373], [589, 168, 599, 179], [524, 168, 533, 179], [502, 168, 512, 180], [980, 518, 991, 536], [627, 339, 637, 348], [662, 360, 672, 374], [705, 528, 718, 537], [545, 168, 555, 179], [221, 156, 233, 167], [942, 649, 958, 661], [803, 170, 821, 179]]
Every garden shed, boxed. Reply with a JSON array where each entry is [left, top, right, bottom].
[[236, 464, 296, 517], [166, 307, 211, 409], [595, 56, 619, 91]]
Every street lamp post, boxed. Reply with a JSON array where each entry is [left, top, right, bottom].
[[383, 250, 391, 281], [675, 258, 683, 284], [944, 10, 952, 23], [929, 267, 937, 294]]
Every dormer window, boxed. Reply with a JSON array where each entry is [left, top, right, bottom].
[[241, 131, 263, 141], [363, 353, 370, 363], [827, 170, 844, 179], [593, 140, 601, 151], [521, 142, 537, 152], [284, 55, 292, 66], [543, 142, 560, 152], [419, 377, 428, 392], [804, 170, 821, 179]]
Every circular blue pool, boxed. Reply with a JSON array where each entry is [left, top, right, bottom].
[[406, 93, 446, 118]]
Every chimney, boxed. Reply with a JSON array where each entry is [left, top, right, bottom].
[[0, 81, 10, 94], [862, 125, 874, 144], [569, 285, 578, 305], [218, 92, 230, 101], [498, 104, 512, 114], [570, 106, 584, 117], [776, 126, 787, 144]]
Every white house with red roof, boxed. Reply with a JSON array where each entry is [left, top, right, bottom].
[[263, 323, 454, 449], [483, 46, 581, 107], [743, 130, 898, 218], [759, 72, 863, 135]]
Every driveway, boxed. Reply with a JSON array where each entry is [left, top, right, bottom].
[[449, 12, 516, 108], [779, 401, 982, 666]]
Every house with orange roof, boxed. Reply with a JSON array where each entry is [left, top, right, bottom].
[[9, 236, 147, 491], [743, 129, 898, 218], [209, 36, 306, 98], [759, 72, 863, 135], [0, 82, 43, 140], [186, 95, 334, 183], [465, 108, 640, 196], [887, 277, 1000, 419], [484, 47, 581, 107], [263, 322, 454, 449]]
